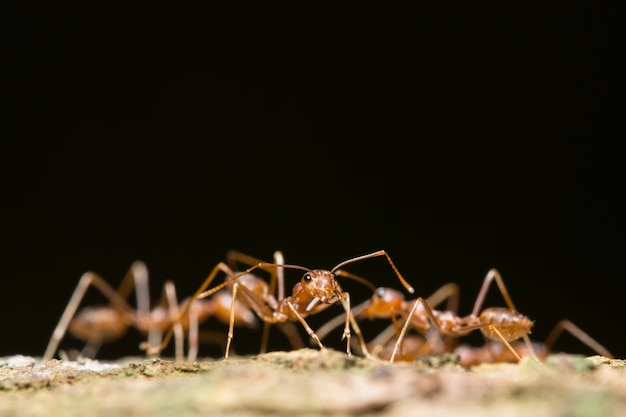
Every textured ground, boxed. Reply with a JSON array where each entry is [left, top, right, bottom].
[[1, 349, 625, 417]]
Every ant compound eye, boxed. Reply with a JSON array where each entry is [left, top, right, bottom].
[[303, 273, 312, 282], [376, 288, 387, 297]]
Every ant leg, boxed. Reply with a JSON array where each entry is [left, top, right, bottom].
[[329, 269, 386, 357], [116, 261, 151, 325], [422, 282, 460, 353], [387, 283, 461, 361], [225, 282, 241, 359], [187, 301, 200, 362], [485, 325, 523, 362], [226, 250, 267, 272], [348, 307, 376, 359], [258, 252, 306, 353], [338, 292, 353, 356], [333, 281, 373, 359], [471, 269, 517, 315], [391, 297, 434, 362], [369, 323, 400, 355], [42, 271, 138, 363], [80, 340, 103, 360], [224, 281, 284, 359], [544, 319, 614, 358], [161, 280, 185, 362], [391, 296, 470, 363], [141, 262, 235, 356], [225, 250, 284, 298], [259, 250, 286, 354], [273, 251, 286, 315], [225, 250, 284, 355], [427, 283, 460, 315], [286, 301, 326, 351], [197, 262, 309, 300], [315, 297, 372, 342]]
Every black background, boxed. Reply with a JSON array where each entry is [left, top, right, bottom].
[[2, 3, 623, 360]]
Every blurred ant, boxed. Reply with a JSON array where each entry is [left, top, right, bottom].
[[41, 259, 279, 363], [142, 250, 415, 359], [42, 261, 188, 362]]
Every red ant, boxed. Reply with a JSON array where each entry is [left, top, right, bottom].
[[141, 250, 415, 359], [390, 268, 615, 364], [317, 269, 614, 365], [376, 268, 536, 362]]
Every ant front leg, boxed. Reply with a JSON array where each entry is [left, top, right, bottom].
[[333, 282, 375, 359], [284, 301, 327, 352]]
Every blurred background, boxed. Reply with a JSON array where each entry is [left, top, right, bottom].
[[2, 3, 623, 361]]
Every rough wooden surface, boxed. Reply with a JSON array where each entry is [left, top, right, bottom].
[[1, 349, 625, 417]]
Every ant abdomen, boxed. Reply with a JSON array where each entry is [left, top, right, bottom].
[[69, 306, 128, 343], [479, 307, 534, 342]]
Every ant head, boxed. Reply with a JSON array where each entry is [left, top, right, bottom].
[[301, 269, 338, 303]]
